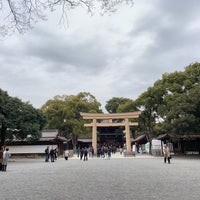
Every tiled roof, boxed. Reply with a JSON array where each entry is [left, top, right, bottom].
[[40, 130, 68, 142], [78, 139, 92, 143], [157, 134, 173, 140], [182, 134, 200, 139], [133, 134, 147, 142]]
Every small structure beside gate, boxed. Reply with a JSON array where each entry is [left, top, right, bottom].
[[6, 130, 68, 158]]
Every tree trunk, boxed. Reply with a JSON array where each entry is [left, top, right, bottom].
[[71, 133, 78, 153], [0, 125, 7, 147], [146, 132, 152, 155], [0, 125, 7, 162]]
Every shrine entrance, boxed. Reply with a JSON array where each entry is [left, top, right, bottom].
[[80, 112, 141, 155], [97, 126, 125, 147]]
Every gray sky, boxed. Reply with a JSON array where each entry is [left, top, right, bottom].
[[0, 0, 200, 112]]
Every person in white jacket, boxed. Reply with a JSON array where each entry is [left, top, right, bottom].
[[2, 148, 11, 171], [64, 150, 69, 160]]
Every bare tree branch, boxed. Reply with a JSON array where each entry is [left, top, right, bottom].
[[0, 0, 133, 37]]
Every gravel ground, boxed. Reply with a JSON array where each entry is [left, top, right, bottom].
[[0, 154, 200, 200]]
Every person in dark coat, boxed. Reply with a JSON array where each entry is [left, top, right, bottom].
[[50, 147, 55, 162], [80, 147, 84, 160], [83, 147, 88, 161], [91, 147, 94, 158], [77, 146, 80, 158], [54, 148, 58, 160], [45, 146, 49, 162]]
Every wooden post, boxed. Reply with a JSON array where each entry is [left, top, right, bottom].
[[92, 119, 97, 155], [125, 118, 131, 154]]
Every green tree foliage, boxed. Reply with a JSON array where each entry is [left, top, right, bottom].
[[105, 97, 133, 113], [117, 99, 138, 113], [41, 92, 102, 147], [136, 62, 200, 138], [135, 88, 159, 151], [105, 97, 139, 138], [0, 89, 46, 147]]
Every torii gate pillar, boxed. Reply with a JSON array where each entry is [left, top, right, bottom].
[[125, 118, 131, 153], [92, 119, 97, 154]]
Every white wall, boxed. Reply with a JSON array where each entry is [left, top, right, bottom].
[[7, 145, 58, 154]]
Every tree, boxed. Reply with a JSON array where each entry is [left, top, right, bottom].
[[136, 62, 200, 139], [135, 88, 161, 154], [105, 97, 132, 113], [134, 63, 200, 154], [0, 88, 46, 147], [41, 92, 102, 149], [0, 0, 133, 37], [117, 99, 137, 113]]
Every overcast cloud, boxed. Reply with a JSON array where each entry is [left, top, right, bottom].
[[0, 0, 200, 112]]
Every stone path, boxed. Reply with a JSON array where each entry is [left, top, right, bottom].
[[0, 154, 199, 200]]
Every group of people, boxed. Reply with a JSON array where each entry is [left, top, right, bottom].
[[76, 143, 172, 164], [77, 147, 89, 161], [0, 147, 11, 172], [77, 146, 94, 161], [0, 144, 172, 171], [96, 145, 114, 159], [44, 146, 58, 162], [45, 146, 72, 161], [77, 145, 116, 160]]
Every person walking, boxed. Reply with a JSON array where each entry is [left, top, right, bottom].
[[91, 147, 94, 158], [80, 147, 84, 160], [163, 144, 171, 164], [50, 147, 55, 162], [64, 150, 69, 160], [54, 148, 58, 160], [77, 146, 80, 158], [45, 146, 49, 162], [119, 146, 123, 155], [2, 148, 11, 171], [83, 147, 88, 161], [108, 148, 111, 160]]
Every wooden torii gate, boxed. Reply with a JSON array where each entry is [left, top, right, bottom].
[[80, 112, 141, 155]]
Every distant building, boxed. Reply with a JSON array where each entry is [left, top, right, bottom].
[[180, 134, 200, 155], [77, 138, 92, 148], [6, 130, 69, 158]]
